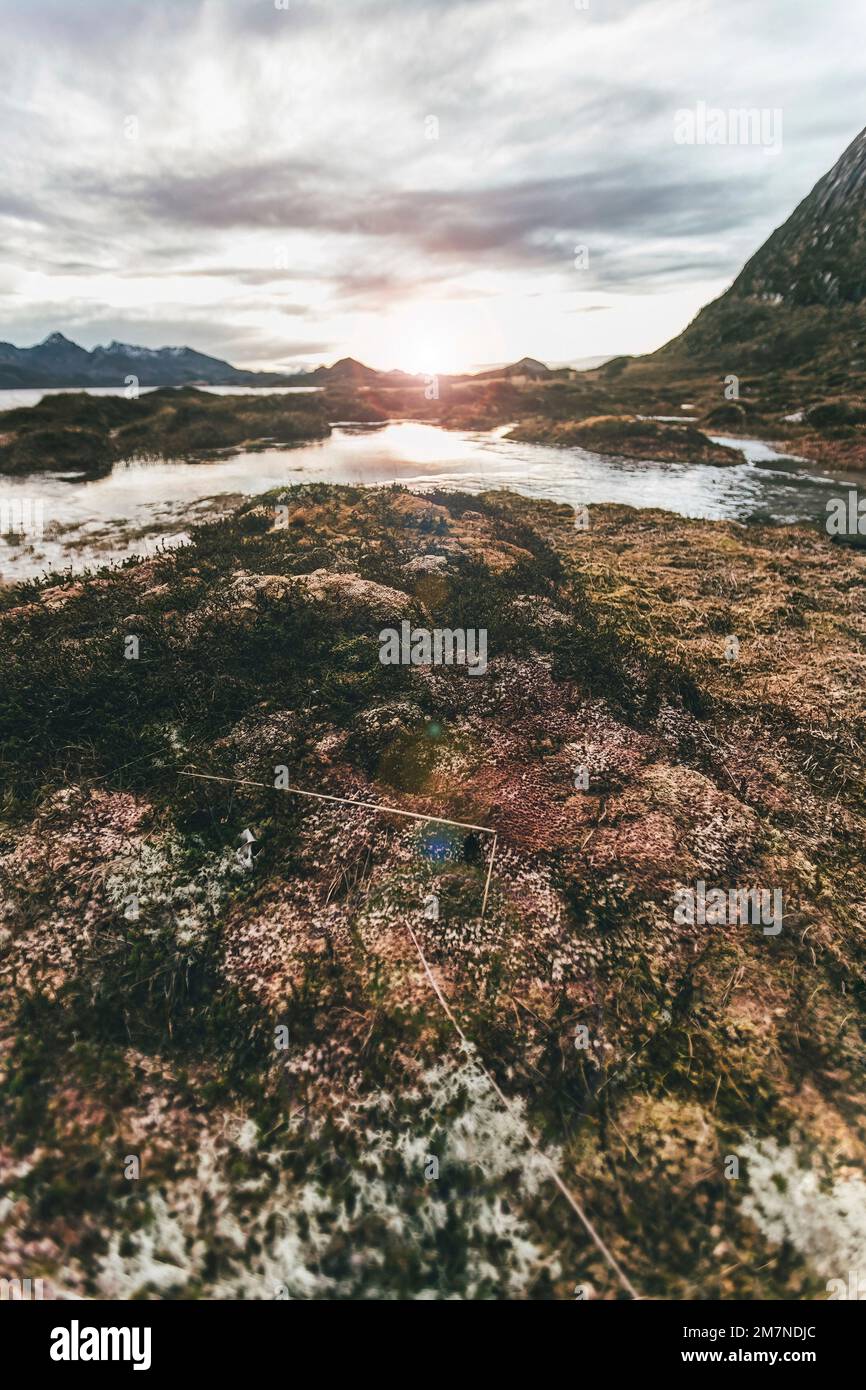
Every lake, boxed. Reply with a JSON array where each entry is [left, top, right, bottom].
[[0, 417, 858, 584]]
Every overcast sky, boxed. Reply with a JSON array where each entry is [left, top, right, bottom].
[[1, 0, 865, 372]]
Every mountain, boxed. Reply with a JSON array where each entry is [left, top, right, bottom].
[[502, 356, 553, 379], [0, 336, 558, 393], [657, 124, 866, 376], [308, 356, 382, 384], [0, 333, 294, 389], [469, 356, 554, 382], [0, 339, 428, 390], [0, 332, 92, 386]]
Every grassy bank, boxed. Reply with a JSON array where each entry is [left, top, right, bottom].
[[507, 414, 743, 463], [0, 387, 331, 478], [4, 370, 863, 481]]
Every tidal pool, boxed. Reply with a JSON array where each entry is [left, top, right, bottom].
[[0, 419, 858, 583]]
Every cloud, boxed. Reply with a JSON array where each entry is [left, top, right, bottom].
[[0, 0, 864, 368]]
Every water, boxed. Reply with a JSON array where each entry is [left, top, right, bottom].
[[0, 419, 858, 584]]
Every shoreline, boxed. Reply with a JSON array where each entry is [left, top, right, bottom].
[[2, 419, 863, 586]]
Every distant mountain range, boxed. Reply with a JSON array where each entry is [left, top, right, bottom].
[[471, 356, 553, 381], [0, 333, 298, 389], [0, 336, 565, 391], [304, 354, 558, 385]]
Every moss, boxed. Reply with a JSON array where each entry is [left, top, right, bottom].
[[507, 414, 743, 464], [0, 387, 330, 478], [3, 482, 866, 1299]]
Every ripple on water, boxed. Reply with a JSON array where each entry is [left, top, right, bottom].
[[0, 421, 857, 582]]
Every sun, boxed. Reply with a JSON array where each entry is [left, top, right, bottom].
[[398, 333, 458, 377], [362, 298, 514, 375], [363, 303, 473, 375]]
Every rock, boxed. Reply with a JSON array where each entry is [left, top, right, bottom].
[[246, 569, 422, 625], [231, 568, 425, 624], [704, 402, 747, 428], [386, 493, 450, 525], [0, 602, 41, 623], [231, 572, 294, 604], [351, 699, 426, 751], [41, 583, 86, 610], [40, 578, 112, 611], [402, 554, 448, 575], [288, 569, 423, 622]]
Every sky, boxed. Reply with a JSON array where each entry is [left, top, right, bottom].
[[1, 0, 865, 375]]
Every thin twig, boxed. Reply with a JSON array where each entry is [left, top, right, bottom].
[[179, 769, 499, 917], [404, 918, 642, 1301]]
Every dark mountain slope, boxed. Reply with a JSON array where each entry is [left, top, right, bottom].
[[0, 333, 296, 389], [656, 125, 866, 376]]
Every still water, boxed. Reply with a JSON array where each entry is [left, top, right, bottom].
[[0, 418, 856, 584]]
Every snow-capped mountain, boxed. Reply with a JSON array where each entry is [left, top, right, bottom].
[[0, 333, 289, 388]]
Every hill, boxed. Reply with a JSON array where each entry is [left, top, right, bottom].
[[656, 125, 866, 382]]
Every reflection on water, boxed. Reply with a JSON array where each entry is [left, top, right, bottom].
[[0, 420, 859, 583]]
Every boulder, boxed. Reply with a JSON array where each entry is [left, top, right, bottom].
[[231, 568, 424, 623]]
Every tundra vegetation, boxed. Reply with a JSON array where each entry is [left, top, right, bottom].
[[3, 363, 863, 484], [1, 481, 865, 1299], [0, 388, 330, 479]]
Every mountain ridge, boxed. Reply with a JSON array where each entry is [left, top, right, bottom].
[[655, 123, 866, 375], [0, 335, 565, 391], [0, 332, 297, 389]]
